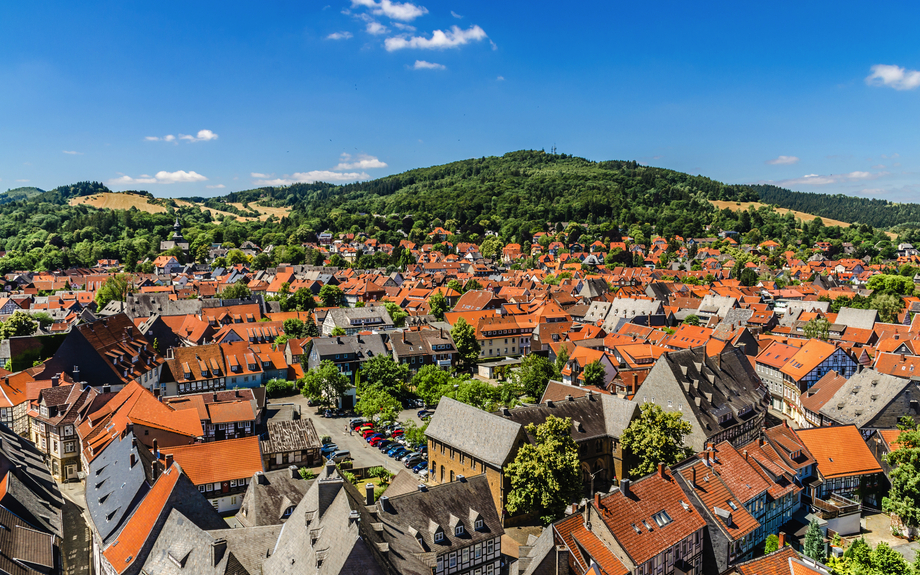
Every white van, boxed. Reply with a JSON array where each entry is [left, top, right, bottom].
[[328, 450, 351, 463]]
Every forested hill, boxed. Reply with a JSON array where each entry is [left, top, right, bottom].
[[0, 186, 45, 205], [222, 150, 760, 240], [752, 184, 920, 230]]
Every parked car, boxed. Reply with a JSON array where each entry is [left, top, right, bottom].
[[389, 428, 405, 438], [417, 409, 431, 418], [390, 447, 410, 459], [366, 433, 384, 443], [412, 460, 428, 473], [323, 409, 336, 418], [377, 440, 395, 451], [320, 444, 338, 455], [326, 450, 351, 463], [404, 453, 423, 467], [361, 429, 379, 439], [356, 423, 374, 433], [386, 445, 406, 457], [418, 469, 429, 479], [349, 418, 367, 429], [369, 436, 386, 447]]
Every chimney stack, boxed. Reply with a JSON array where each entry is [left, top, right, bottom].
[[289, 465, 299, 479], [165, 453, 174, 469], [620, 478, 631, 498], [743, 450, 748, 461], [692, 465, 697, 486], [255, 471, 266, 484], [594, 491, 601, 510], [366, 483, 375, 506], [153, 439, 159, 458], [379, 495, 391, 513], [657, 462, 665, 478], [51, 374, 60, 387], [777, 532, 786, 549]]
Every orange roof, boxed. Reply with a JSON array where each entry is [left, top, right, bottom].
[[736, 547, 799, 575], [679, 460, 759, 541], [159, 436, 263, 485], [779, 339, 837, 381], [103, 464, 181, 574], [206, 400, 255, 424], [880, 429, 906, 452], [794, 425, 883, 479], [554, 514, 628, 575]]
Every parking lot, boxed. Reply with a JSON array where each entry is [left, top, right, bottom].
[[268, 393, 431, 478]]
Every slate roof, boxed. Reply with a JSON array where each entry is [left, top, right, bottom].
[[0, 423, 63, 537], [426, 396, 525, 468], [818, 368, 911, 428], [236, 467, 312, 528], [140, 509, 251, 575], [260, 419, 321, 454], [494, 392, 637, 442], [835, 307, 879, 331], [87, 432, 152, 544], [261, 463, 383, 575], [0, 504, 57, 575]]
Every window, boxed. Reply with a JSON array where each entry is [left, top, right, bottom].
[[435, 531, 444, 543], [230, 479, 237, 487], [455, 524, 465, 536], [475, 543, 482, 559], [65, 442, 75, 453], [462, 547, 469, 563], [449, 553, 457, 568], [486, 539, 494, 554], [475, 519, 483, 530]]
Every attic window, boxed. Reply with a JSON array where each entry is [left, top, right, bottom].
[[455, 524, 464, 536], [434, 531, 444, 543], [631, 523, 641, 534], [652, 510, 672, 527], [727, 500, 738, 511], [475, 519, 483, 530]]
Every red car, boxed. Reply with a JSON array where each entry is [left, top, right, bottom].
[[362, 429, 379, 439], [356, 423, 374, 433], [370, 436, 387, 446], [389, 429, 404, 437]]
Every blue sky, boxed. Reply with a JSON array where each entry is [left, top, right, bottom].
[[3, 1, 920, 201]]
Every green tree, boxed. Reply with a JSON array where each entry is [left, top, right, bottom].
[[867, 274, 915, 296], [581, 360, 606, 388], [413, 365, 451, 405], [283, 318, 306, 338], [299, 360, 350, 406], [303, 314, 320, 337], [94, 273, 132, 309], [319, 284, 345, 307], [554, 345, 569, 378], [803, 317, 830, 341], [764, 534, 779, 554], [383, 301, 408, 327], [0, 311, 37, 339], [883, 425, 920, 533], [31, 311, 53, 328], [450, 317, 481, 372], [265, 378, 295, 398], [219, 280, 251, 300], [803, 519, 825, 563], [359, 354, 409, 395], [512, 353, 556, 399], [330, 326, 346, 337], [739, 267, 759, 287], [505, 415, 582, 524], [428, 291, 449, 321], [401, 419, 428, 446], [355, 385, 402, 424], [873, 293, 904, 324], [621, 402, 694, 478], [464, 279, 482, 292], [683, 314, 700, 326], [292, 287, 316, 311]]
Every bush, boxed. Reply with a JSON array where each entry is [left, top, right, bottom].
[[342, 470, 356, 483], [368, 466, 394, 484], [320, 435, 332, 445], [374, 485, 387, 500], [299, 468, 317, 480], [265, 378, 295, 398]]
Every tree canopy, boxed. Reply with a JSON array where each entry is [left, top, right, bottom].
[[620, 402, 694, 478]]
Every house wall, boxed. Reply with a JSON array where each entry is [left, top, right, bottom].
[[427, 438, 509, 523]]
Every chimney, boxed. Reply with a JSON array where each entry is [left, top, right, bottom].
[[565, 395, 573, 401], [130, 453, 136, 468], [457, 474, 466, 482], [657, 462, 665, 479], [546, 399, 554, 408], [289, 465, 299, 479], [165, 453, 174, 469], [255, 471, 266, 484], [692, 466, 697, 486], [620, 478, 631, 498], [210, 538, 227, 567], [151, 461, 158, 482], [366, 483, 375, 505], [379, 495, 391, 513], [153, 439, 159, 458], [417, 484, 427, 492], [743, 449, 748, 461], [777, 532, 785, 549], [51, 374, 60, 387], [704, 451, 711, 466], [902, 353, 906, 362]]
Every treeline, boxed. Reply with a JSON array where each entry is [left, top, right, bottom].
[[753, 184, 920, 230]]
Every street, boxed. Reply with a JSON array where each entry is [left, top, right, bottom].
[[58, 481, 92, 575], [268, 393, 430, 478]]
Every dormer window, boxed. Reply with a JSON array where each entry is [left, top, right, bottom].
[[283, 506, 295, 517], [434, 531, 444, 543], [455, 524, 464, 536], [475, 519, 483, 530]]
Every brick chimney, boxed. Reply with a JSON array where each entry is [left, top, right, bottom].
[[366, 483, 375, 506], [777, 532, 785, 548], [165, 453, 174, 469], [594, 491, 601, 509], [657, 462, 665, 479]]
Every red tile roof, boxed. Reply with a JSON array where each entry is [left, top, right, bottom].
[[794, 425, 883, 479], [679, 460, 759, 541], [735, 547, 799, 575], [554, 514, 628, 575], [158, 436, 263, 485], [103, 464, 181, 574], [206, 400, 255, 424]]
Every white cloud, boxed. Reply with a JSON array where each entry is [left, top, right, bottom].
[[179, 129, 218, 142], [327, 31, 354, 40], [385, 25, 487, 51], [251, 170, 371, 186], [333, 154, 389, 169], [207, 184, 226, 189], [866, 64, 920, 90], [15, 179, 29, 183], [352, 0, 428, 22], [872, 164, 886, 169], [366, 21, 389, 35], [861, 188, 886, 195], [145, 134, 176, 142], [392, 22, 415, 31], [109, 170, 208, 186], [63, 150, 83, 155], [774, 170, 886, 187], [251, 172, 272, 179], [451, 10, 462, 18], [766, 155, 799, 165], [496, 75, 505, 81], [412, 60, 446, 70]]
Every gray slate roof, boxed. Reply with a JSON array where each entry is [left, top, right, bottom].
[[426, 397, 525, 468], [819, 368, 912, 428], [141, 508, 251, 575], [0, 424, 63, 537], [835, 307, 880, 331], [86, 432, 151, 544], [236, 467, 313, 528], [492, 393, 638, 442]]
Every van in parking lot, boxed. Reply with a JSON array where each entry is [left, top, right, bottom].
[[327, 450, 351, 463]]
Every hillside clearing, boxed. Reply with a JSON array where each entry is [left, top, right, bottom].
[[229, 202, 290, 221], [70, 193, 167, 213], [710, 200, 897, 240]]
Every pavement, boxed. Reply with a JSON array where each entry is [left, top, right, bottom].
[[268, 393, 430, 479], [850, 512, 920, 562], [58, 481, 92, 575]]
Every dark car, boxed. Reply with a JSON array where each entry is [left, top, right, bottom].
[[376, 440, 394, 451], [390, 447, 410, 459], [417, 409, 431, 418], [387, 445, 406, 457], [412, 460, 428, 473], [404, 453, 423, 467]]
